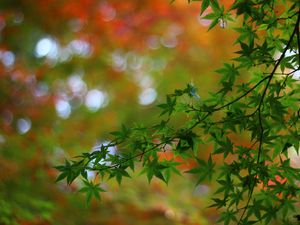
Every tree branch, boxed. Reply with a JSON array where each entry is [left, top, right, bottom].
[[237, 9, 300, 224]]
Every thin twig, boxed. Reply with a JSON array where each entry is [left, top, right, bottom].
[[214, 75, 271, 111]]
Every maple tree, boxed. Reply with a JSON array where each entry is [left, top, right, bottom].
[[0, 0, 235, 225], [2, 0, 300, 225], [56, 0, 300, 225]]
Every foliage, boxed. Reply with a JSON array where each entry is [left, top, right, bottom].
[[0, 0, 236, 224], [57, 0, 300, 224]]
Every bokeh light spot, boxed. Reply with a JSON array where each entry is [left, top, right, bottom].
[[17, 118, 31, 134], [87, 140, 117, 179], [68, 75, 87, 95], [147, 35, 160, 50], [34, 82, 49, 97], [2, 51, 15, 67], [111, 50, 127, 72], [85, 89, 107, 112], [139, 88, 157, 105], [35, 37, 58, 59], [99, 2, 116, 22], [160, 35, 177, 48], [68, 39, 92, 57], [55, 99, 71, 119], [293, 70, 300, 80]]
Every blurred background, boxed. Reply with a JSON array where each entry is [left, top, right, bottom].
[[0, 0, 236, 224]]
